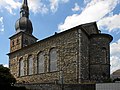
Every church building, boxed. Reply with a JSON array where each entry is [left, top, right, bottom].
[[8, 0, 113, 84]]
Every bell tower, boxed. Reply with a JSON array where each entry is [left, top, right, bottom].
[[9, 0, 37, 53]]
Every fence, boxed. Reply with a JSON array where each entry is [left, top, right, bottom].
[[96, 83, 120, 90]]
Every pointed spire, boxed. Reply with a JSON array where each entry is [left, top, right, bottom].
[[23, 0, 28, 6], [15, 0, 33, 35], [20, 0, 29, 18]]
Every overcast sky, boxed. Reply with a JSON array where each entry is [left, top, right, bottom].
[[0, 0, 120, 73]]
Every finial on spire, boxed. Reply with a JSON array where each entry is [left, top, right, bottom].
[[23, 0, 28, 6], [20, 0, 29, 18]]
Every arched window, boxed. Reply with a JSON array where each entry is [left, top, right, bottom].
[[50, 48, 58, 72], [19, 58, 24, 76], [102, 47, 107, 64], [17, 38, 19, 44], [38, 52, 45, 73], [12, 40, 14, 46], [28, 56, 33, 75]]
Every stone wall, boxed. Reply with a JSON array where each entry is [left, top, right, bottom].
[[9, 32, 37, 53], [9, 28, 80, 84], [15, 83, 95, 90], [79, 29, 90, 82], [10, 33, 23, 53], [9, 22, 112, 84], [89, 34, 113, 82]]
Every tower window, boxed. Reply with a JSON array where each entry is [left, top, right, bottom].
[[24, 39, 28, 46], [12, 40, 14, 46], [17, 39, 19, 44], [49, 48, 58, 72]]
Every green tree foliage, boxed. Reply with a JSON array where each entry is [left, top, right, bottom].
[[0, 65, 16, 86], [113, 78, 120, 82], [0, 65, 27, 90]]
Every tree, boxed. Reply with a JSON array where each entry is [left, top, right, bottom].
[[0, 65, 27, 90], [0, 65, 16, 86]]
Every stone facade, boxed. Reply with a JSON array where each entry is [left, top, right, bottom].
[[8, 0, 113, 84], [9, 32, 37, 53], [15, 83, 95, 90], [89, 34, 112, 82], [8, 22, 113, 84]]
